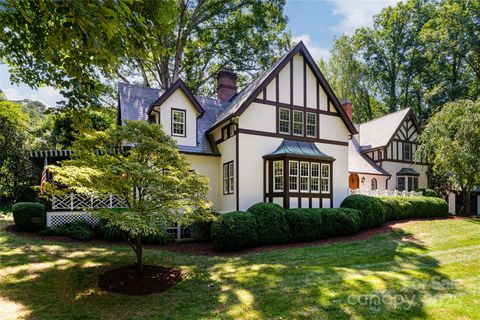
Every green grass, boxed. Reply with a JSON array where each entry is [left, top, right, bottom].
[[1, 217, 480, 320]]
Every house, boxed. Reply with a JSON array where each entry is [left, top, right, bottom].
[[118, 41, 356, 212], [347, 106, 429, 192]]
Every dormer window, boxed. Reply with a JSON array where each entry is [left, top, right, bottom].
[[172, 109, 186, 137]]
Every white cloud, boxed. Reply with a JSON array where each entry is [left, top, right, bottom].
[[332, 0, 403, 35], [293, 34, 331, 62], [4, 85, 63, 108]]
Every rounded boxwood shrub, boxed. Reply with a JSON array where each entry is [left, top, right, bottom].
[[320, 208, 361, 237], [285, 209, 323, 242], [415, 188, 440, 198], [39, 220, 94, 241], [211, 211, 258, 251], [340, 195, 386, 229], [377, 196, 448, 221], [12, 202, 46, 232], [247, 202, 290, 245]]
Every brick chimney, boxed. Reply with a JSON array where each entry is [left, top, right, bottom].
[[217, 69, 237, 101], [341, 99, 353, 121]]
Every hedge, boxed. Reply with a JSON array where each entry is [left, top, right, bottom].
[[377, 196, 448, 221], [285, 208, 323, 242], [320, 208, 361, 237], [211, 211, 258, 251], [415, 188, 440, 198], [12, 202, 45, 232], [39, 220, 94, 241], [247, 202, 290, 245], [340, 195, 386, 229]]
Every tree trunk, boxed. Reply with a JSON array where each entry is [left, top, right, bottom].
[[135, 234, 143, 271]]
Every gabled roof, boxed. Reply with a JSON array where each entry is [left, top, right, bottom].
[[148, 79, 204, 115], [358, 108, 412, 150], [264, 139, 335, 160], [207, 41, 357, 135], [348, 136, 390, 176]]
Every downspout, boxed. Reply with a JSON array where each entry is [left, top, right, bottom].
[[386, 175, 392, 190]]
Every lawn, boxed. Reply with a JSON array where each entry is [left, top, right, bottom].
[[1, 216, 480, 320]]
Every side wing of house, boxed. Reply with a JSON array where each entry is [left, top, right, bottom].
[[209, 42, 356, 211], [378, 111, 429, 191]]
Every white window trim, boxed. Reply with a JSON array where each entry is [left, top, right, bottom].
[[300, 161, 309, 192], [279, 108, 291, 134], [293, 110, 304, 136], [306, 112, 317, 137], [273, 161, 284, 192], [310, 163, 320, 193], [223, 162, 234, 195], [289, 161, 299, 192], [172, 109, 186, 137], [321, 163, 330, 194]]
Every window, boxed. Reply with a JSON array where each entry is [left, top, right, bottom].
[[279, 108, 290, 134], [397, 177, 406, 191], [289, 161, 298, 191], [223, 162, 234, 194], [398, 176, 418, 191], [403, 143, 412, 161], [371, 178, 378, 190], [310, 163, 320, 193], [300, 162, 309, 192], [413, 177, 418, 190], [321, 164, 330, 193], [293, 110, 304, 136], [306, 113, 317, 137], [172, 109, 186, 136], [221, 124, 236, 140], [273, 161, 284, 192]]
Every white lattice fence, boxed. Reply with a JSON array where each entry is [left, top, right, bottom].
[[349, 189, 423, 197], [52, 194, 126, 210], [46, 211, 100, 228]]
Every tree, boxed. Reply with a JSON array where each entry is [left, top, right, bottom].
[[0, 1, 290, 106], [46, 121, 211, 270], [0, 100, 34, 202], [418, 99, 480, 215]]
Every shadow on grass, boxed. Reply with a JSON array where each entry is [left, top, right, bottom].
[[0, 222, 457, 320]]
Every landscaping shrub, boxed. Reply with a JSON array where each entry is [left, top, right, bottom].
[[320, 208, 361, 237], [190, 212, 219, 242], [247, 202, 290, 245], [211, 211, 258, 251], [285, 208, 323, 242], [39, 220, 94, 241], [377, 196, 449, 221], [97, 219, 175, 244], [12, 202, 45, 232], [142, 232, 175, 245], [340, 195, 386, 229], [415, 188, 440, 198]]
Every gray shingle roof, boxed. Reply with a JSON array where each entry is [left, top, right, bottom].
[[358, 108, 411, 150], [118, 83, 227, 155], [348, 136, 390, 176]]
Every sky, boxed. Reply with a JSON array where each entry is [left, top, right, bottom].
[[0, 0, 400, 108]]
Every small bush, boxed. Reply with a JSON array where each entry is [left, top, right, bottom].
[[39, 220, 94, 241], [247, 202, 290, 245], [377, 196, 449, 221], [211, 211, 258, 251], [12, 202, 45, 232], [320, 208, 361, 237], [415, 188, 440, 198], [285, 209, 323, 242], [191, 213, 218, 242], [142, 232, 175, 245], [340, 195, 386, 229], [97, 219, 175, 244]]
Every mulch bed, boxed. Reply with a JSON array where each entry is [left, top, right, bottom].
[[98, 265, 182, 295], [3, 216, 461, 257]]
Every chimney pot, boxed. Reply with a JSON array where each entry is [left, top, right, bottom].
[[217, 69, 237, 101], [341, 99, 353, 121]]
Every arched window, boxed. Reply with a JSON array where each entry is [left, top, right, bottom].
[[371, 178, 378, 190]]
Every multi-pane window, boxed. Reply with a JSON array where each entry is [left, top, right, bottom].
[[397, 177, 406, 191], [413, 177, 418, 190], [273, 161, 284, 192], [293, 110, 304, 136], [289, 161, 298, 191], [300, 162, 309, 192], [172, 109, 186, 136], [310, 163, 320, 192], [321, 164, 330, 193], [279, 108, 290, 134], [371, 178, 378, 190], [397, 176, 418, 191], [403, 143, 412, 161], [223, 162, 234, 194], [306, 113, 317, 137]]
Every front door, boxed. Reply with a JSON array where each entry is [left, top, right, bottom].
[[349, 173, 359, 190]]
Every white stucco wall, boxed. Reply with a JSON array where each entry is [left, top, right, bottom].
[[319, 114, 350, 141], [183, 154, 220, 211], [320, 143, 349, 207], [352, 174, 390, 192], [215, 131, 237, 212], [153, 89, 199, 147], [380, 162, 428, 191]]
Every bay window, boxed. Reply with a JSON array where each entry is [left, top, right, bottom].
[[300, 162, 309, 192], [310, 163, 320, 193], [289, 161, 298, 191], [273, 161, 284, 192], [321, 164, 330, 193]]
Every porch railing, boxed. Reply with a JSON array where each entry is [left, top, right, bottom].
[[349, 189, 423, 197], [51, 194, 127, 210]]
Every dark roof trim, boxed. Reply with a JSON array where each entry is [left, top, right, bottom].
[[147, 79, 204, 115], [349, 171, 391, 177], [180, 150, 221, 157], [397, 167, 420, 176], [385, 108, 420, 149], [206, 41, 357, 135]]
